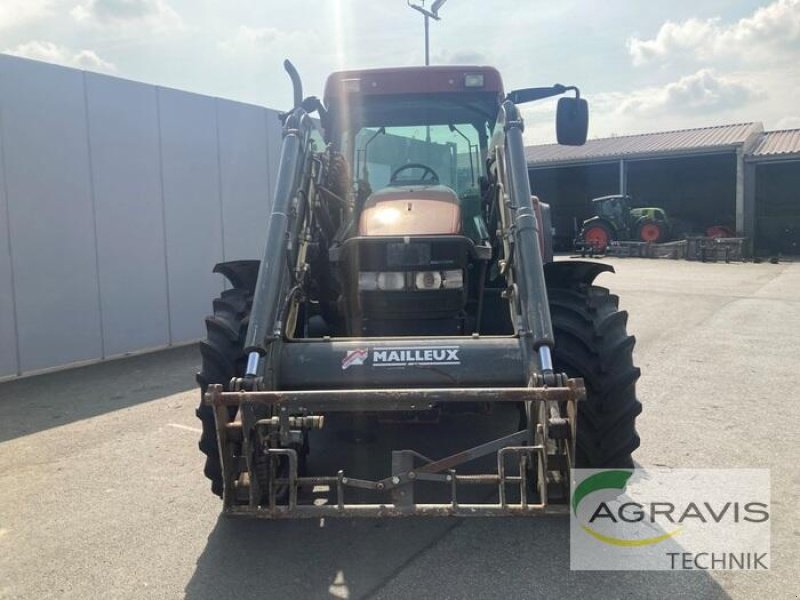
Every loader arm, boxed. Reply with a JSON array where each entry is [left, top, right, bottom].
[[243, 105, 317, 379], [490, 99, 556, 385]]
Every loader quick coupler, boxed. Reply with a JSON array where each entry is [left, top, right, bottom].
[[203, 378, 584, 518]]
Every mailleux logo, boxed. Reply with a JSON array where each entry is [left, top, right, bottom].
[[372, 346, 460, 367], [573, 470, 682, 547], [342, 346, 462, 370], [341, 348, 369, 370]]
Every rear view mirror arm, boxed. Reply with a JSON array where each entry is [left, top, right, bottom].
[[506, 84, 580, 105]]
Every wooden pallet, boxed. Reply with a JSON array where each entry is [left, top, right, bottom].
[[603, 238, 745, 262]]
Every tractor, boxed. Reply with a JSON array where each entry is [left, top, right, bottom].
[[195, 61, 641, 517], [579, 194, 670, 251]]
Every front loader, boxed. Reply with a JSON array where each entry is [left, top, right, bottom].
[[196, 62, 641, 517]]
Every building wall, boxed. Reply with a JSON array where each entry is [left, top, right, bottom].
[[529, 153, 737, 248], [755, 160, 800, 255], [0, 55, 283, 378], [529, 163, 619, 247], [627, 154, 737, 232]]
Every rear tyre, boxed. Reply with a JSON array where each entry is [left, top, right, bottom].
[[548, 282, 642, 468], [196, 286, 252, 497], [637, 220, 667, 243], [319, 150, 351, 231], [581, 223, 613, 252], [322, 150, 351, 201]]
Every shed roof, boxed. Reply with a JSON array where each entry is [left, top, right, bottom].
[[749, 129, 800, 160], [526, 122, 763, 167]]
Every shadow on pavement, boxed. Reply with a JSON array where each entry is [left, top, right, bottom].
[[185, 407, 730, 600], [185, 515, 457, 600], [185, 516, 730, 600], [0, 344, 199, 443]]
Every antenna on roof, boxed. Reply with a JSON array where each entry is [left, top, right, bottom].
[[407, 0, 449, 65]]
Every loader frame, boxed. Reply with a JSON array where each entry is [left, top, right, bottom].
[[206, 380, 582, 517]]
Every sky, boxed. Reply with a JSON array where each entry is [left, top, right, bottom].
[[1, 0, 799, 144]]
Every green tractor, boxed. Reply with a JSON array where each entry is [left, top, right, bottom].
[[579, 194, 670, 251]]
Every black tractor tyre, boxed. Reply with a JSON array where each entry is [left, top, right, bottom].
[[318, 150, 351, 231], [195, 264, 257, 497], [548, 281, 642, 468], [321, 150, 351, 201]]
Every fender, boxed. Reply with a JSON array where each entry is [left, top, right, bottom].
[[544, 260, 614, 289], [213, 260, 260, 293]]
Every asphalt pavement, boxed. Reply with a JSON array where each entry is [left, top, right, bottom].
[[1, 257, 798, 599]]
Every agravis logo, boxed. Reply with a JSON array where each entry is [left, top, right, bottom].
[[572, 470, 682, 547], [570, 468, 771, 571]]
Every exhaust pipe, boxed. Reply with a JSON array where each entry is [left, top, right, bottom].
[[283, 59, 303, 109]]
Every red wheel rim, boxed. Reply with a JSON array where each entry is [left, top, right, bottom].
[[640, 223, 661, 242], [706, 226, 733, 239], [584, 226, 609, 249]]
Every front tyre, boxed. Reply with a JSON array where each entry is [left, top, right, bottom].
[[195, 261, 259, 497], [195, 287, 251, 497], [548, 280, 642, 468]]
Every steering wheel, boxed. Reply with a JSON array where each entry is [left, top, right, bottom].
[[389, 163, 439, 186]]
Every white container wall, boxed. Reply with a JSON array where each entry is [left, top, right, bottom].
[[0, 55, 283, 378]]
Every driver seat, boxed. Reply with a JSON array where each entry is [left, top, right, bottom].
[[358, 185, 461, 236]]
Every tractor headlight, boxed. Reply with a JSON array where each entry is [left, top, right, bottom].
[[358, 272, 378, 291], [414, 271, 443, 290], [442, 269, 463, 289], [376, 272, 406, 291], [359, 271, 407, 291], [360, 270, 463, 291], [464, 73, 485, 88]]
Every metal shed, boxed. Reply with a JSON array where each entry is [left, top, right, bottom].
[[745, 129, 800, 255], [526, 123, 764, 249]]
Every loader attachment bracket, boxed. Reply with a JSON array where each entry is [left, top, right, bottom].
[[204, 379, 584, 518]]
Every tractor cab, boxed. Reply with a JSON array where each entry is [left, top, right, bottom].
[[593, 195, 632, 226], [321, 67, 503, 336]]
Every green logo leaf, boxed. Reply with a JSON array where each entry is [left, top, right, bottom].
[[572, 470, 633, 515]]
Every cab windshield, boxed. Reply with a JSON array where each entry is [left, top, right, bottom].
[[352, 124, 482, 197]]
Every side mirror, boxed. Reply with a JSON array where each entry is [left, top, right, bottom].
[[556, 97, 589, 146]]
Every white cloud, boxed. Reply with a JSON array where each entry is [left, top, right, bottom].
[[218, 26, 318, 55], [629, 0, 800, 64], [629, 18, 717, 65], [71, 0, 183, 32], [0, 0, 54, 31], [5, 41, 117, 73], [617, 69, 760, 116]]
